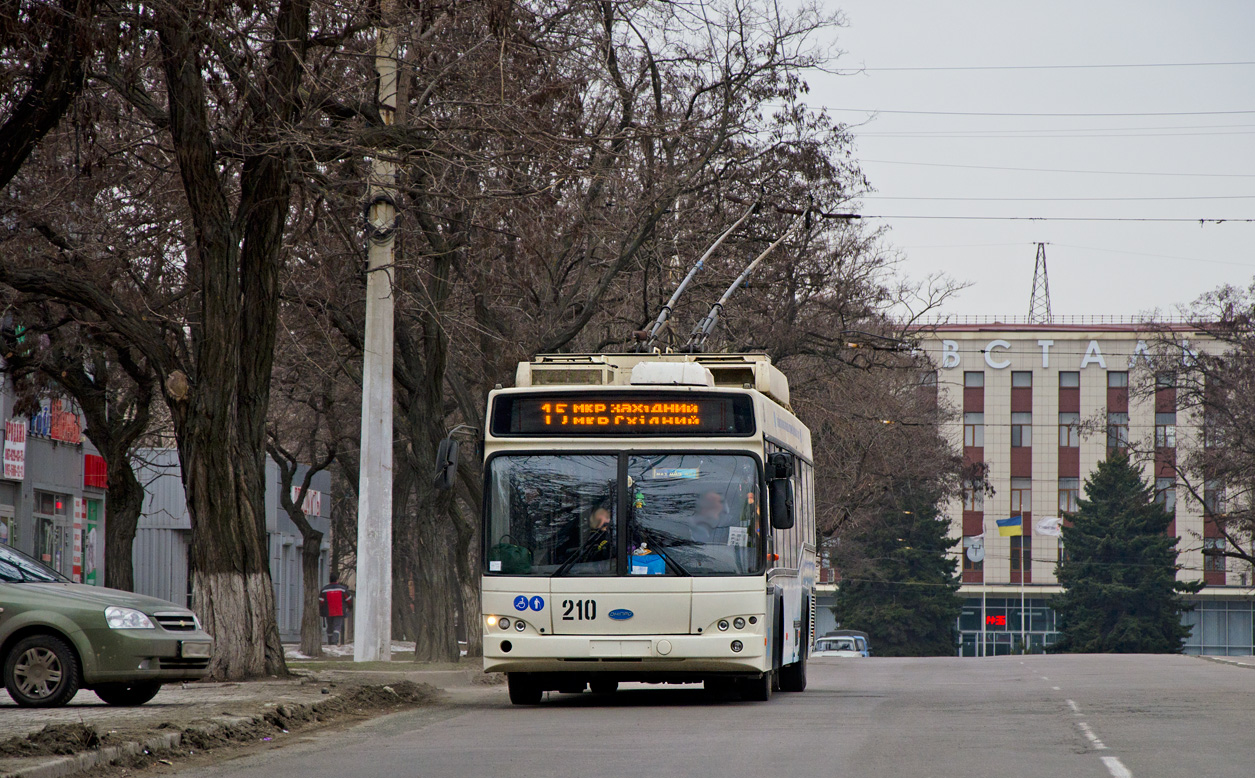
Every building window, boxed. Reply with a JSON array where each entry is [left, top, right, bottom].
[[919, 371, 938, 388], [1108, 371, 1128, 388], [963, 536, 984, 574], [1058, 478, 1080, 513], [1059, 412, 1080, 447], [1010, 536, 1032, 572], [1155, 372, 1175, 389], [1010, 477, 1032, 515], [964, 413, 985, 447], [1011, 371, 1033, 388], [35, 492, 68, 516], [1203, 537, 1226, 572], [1155, 412, 1177, 448], [1155, 477, 1176, 515], [1057, 539, 1071, 565], [1204, 481, 1223, 516], [1107, 412, 1129, 450], [962, 480, 984, 511], [1059, 371, 1080, 388], [964, 371, 985, 388], [1011, 412, 1032, 447]]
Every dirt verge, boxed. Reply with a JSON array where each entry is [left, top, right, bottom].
[[0, 681, 441, 774]]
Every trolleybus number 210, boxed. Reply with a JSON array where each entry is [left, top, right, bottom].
[[562, 599, 597, 621]]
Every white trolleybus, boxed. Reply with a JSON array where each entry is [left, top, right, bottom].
[[480, 352, 817, 704]]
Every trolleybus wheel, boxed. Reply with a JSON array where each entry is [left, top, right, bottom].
[[739, 670, 773, 702], [507, 673, 543, 705], [589, 679, 618, 695], [778, 654, 807, 692]]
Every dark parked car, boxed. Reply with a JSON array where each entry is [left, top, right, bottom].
[[0, 544, 213, 707]]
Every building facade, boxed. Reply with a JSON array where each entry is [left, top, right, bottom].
[[923, 319, 1254, 657], [0, 385, 107, 585]]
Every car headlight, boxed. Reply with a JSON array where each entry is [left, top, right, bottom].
[[105, 606, 156, 629]]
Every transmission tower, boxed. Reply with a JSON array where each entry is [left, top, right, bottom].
[[1028, 242, 1052, 323]]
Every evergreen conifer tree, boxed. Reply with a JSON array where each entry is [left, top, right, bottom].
[[1053, 452, 1202, 653], [832, 486, 962, 656]]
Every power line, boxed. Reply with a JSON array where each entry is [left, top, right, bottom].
[[833, 108, 1255, 117], [862, 159, 1255, 179], [864, 194, 1255, 202], [858, 129, 1255, 139], [846, 61, 1255, 73], [860, 215, 1255, 223]]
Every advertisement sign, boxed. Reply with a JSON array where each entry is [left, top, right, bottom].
[[84, 500, 100, 585], [3, 419, 26, 480], [291, 487, 322, 517], [72, 498, 85, 582]]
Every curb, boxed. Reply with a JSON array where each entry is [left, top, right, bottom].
[[1195, 655, 1255, 670], [1, 684, 437, 778]]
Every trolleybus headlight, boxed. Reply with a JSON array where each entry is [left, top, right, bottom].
[[515, 619, 526, 632], [486, 615, 498, 628], [498, 617, 510, 630], [731, 640, 743, 653], [733, 617, 746, 630], [717, 620, 730, 631]]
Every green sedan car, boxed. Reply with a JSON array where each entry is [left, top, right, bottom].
[[0, 543, 213, 707]]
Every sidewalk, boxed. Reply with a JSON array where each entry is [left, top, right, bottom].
[[0, 648, 497, 778], [1196, 654, 1255, 670]]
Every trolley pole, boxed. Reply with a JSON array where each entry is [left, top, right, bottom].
[[354, 3, 399, 663]]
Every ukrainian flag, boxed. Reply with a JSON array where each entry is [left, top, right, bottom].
[[996, 516, 1024, 537]]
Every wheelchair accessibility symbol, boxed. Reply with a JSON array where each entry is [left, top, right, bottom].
[[513, 595, 528, 611]]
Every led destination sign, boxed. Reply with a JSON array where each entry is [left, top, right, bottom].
[[491, 392, 755, 436]]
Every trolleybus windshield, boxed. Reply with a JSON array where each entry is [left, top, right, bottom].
[[485, 453, 762, 577]]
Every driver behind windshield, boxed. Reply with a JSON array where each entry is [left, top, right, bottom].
[[690, 491, 730, 543]]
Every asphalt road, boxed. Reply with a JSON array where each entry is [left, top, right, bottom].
[[172, 655, 1255, 778]]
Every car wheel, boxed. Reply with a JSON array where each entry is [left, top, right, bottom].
[[4, 634, 80, 708], [507, 673, 543, 705], [94, 681, 162, 706]]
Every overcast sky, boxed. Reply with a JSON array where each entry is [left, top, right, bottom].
[[808, 0, 1255, 319]]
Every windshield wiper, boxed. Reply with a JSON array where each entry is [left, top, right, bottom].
[[634, 527, 691, 577]]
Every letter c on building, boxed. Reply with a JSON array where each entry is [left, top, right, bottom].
[[984, 339, 1011, 369]]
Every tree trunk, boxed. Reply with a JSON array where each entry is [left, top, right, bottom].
[[299, 530, 324, 658], [103, 460, 143, 592], [180, 423, 285, 679]]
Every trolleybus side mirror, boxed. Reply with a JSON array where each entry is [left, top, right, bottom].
[[433, 437, 460, 491], [767, 452, 795, 530]]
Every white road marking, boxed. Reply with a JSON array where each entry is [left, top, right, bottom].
[[1066, 699, 1081, 714], [1052, 686, 1061, 690], [1101, 756, 1133, 778], [1077, 722, 1107, 750], [1041, 676, 1050, 680]]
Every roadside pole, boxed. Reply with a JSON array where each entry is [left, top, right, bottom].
[[354, 3, 399, 663]]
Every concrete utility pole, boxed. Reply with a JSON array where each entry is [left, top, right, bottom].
[[354, 3, 399, 663]]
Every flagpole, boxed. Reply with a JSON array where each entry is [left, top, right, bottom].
[[1020, 529, 1026, 655]]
